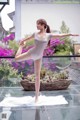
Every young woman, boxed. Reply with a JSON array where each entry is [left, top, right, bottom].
[[15, 19, 79, 103]]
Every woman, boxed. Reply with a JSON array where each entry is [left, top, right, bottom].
[[15, 19, 79, 103]]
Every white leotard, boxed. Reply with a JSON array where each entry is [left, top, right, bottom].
[[28, 32, 52, 61]]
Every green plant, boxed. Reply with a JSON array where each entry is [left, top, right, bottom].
[[8, 40, 19, 53], [40, 67, 46, 79], [59, 21, 74, 54], [55, 71, 69, 80], [24, 34, 34, 46], [22, 68, 69, 83], [0, 59, 23, 81]]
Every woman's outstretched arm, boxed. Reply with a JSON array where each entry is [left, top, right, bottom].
[[50, 33, 79, 39], [19, 33, 34, 46]]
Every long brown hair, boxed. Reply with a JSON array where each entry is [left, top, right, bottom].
[[36, 19, 51, 46], [36, 19, 51, 33]]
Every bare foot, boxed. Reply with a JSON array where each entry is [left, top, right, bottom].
[[19, 41, 26, 48], [35, 92, 41, 103], [35, 96, 38, 103], [19, 44, 25, 48]]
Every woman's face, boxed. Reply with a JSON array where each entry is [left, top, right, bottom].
[[36, 22, 44, 30]]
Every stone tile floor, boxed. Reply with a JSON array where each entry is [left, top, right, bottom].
[[0, 85, 80, 120]]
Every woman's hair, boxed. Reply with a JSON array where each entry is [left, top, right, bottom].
[[36, 19, 51, 46], [37, 19, 51, 46], [36, 19, 51, 33]]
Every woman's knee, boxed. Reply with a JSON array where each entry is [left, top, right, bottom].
[[15, 55, 19, 61]]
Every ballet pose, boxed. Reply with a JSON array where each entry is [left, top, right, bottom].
[[15, 19, 79, 102]]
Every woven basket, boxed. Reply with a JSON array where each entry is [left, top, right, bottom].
[[20, 79, 72, 91]]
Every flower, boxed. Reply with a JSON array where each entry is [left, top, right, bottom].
[[8, 33, 15, 40], [43, 38, 65, 56], [0, 47, 14, 56], [2, 33, 15, 43]]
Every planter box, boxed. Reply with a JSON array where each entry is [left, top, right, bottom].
[[20, 79, 72, 91]]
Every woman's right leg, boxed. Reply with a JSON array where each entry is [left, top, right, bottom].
[[34, 58, 42, 102]]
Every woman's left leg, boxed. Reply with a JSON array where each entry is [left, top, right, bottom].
[[34, 58, 42, 102], [15, 45, 33, 62], [15, 45, 23, 57]]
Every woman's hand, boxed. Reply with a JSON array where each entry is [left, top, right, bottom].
[[19, 39, 24, 45], [19, 39, 26, 47], [71, 34, 79, 36]]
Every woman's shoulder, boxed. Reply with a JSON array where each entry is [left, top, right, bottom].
[[46, 32, 53, 35], [32, 32, 39, 39], [31, 32, 37, 38], [46, 33, 52, 37], [46, 32, 55, 37], [33, 32, 39, 36]]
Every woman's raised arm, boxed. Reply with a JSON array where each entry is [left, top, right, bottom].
[[19, 33, 34, 46], [50, 33, 79, 39]]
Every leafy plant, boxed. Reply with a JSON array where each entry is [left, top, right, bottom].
[[9, 40, 19, 53], [59, 21, 74, 54], [22, 68, 69, 83], [0, 59, 23, 80], [44, 21, 74, 56]]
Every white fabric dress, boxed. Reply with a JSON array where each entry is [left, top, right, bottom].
[[28, 32, 52, 61]]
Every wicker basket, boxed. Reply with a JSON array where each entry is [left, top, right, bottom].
[[20, 79, 72, 91]]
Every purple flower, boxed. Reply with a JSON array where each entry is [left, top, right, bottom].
[[2, 33, 15, 43], [2, 37, 9, 43], [27, 60, 33, 66], [8, 33, 15, 40], [12, 62, 19, 69], [50, 38, 64, 47], [0, 47, 14, 56], [43, 47, 55, 56], [21, 62, 25, 68]]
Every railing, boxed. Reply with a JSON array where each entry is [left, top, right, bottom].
[[0, 55, 80, 58], [0, 55, 80, 87]]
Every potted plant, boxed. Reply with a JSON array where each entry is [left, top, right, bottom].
[[20, 68, 72, 91]]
